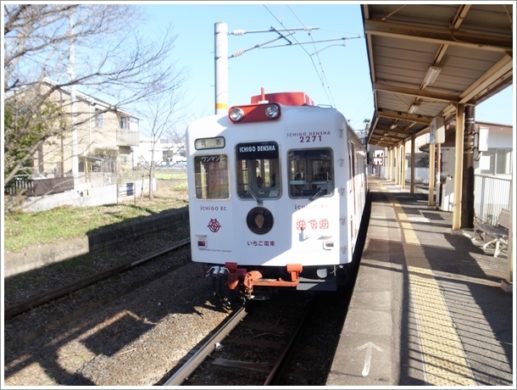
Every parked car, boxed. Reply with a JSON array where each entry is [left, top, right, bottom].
[[172, 160, 187, 168], [157, 161, 174, 168]]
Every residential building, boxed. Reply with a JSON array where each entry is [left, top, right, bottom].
[[370, 121, 512, 225], [7, 81, 139, 188], [417, 121, 512, 224], [473, 122, 513, 225], [474, 121, 513, 178], [133, 137, 186, 168]]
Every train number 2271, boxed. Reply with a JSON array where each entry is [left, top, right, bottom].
[[299, 134, 322, 143]]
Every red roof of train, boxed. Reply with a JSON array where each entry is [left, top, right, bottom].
[[250, 91, 315, 106]]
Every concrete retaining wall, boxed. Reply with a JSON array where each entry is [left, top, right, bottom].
[[5, 207, 189, 278], [20, 178, 156, 212]]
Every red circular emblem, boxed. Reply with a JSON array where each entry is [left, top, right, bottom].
[[207, 218, 222, 233]]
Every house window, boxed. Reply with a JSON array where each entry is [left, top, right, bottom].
[[119, 116, 129, 129], [95, 109, 103, 128], [129, 117, 139, 131], [477, 149, 512, 175], [163, 150, 173, 161], [496, 150, 512, 175]]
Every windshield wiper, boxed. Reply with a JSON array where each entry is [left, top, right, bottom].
[[310, 187, 326, 201], [247, 187, 263, 205]]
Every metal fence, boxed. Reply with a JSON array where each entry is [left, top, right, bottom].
[[5, 176, 74, 196], [4, 177, 33, 196], [474, 174, 512, 225]]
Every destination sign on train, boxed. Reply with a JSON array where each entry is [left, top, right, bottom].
[[237, 142, 278, 159], [195, 136, 225, 150]]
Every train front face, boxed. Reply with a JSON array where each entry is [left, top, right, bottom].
[[187, 101, 353, 288]]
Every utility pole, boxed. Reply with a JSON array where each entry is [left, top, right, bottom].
[[452, 104, 465, 230], [462, 104, 475, 228], [214, 22, 228, 115], [68, 10, 79, 188], [213, 22, 354, 114]]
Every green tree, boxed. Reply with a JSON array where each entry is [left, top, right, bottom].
[[3, 4, 182, 183], [4, 97, 67, 184]]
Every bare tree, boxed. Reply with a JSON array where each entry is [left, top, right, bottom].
[[3, 3, 183, 183], [139, 91, 183, 200]]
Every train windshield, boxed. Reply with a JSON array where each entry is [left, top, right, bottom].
[[236, 141, 280, 200], [288, 149, 334, 198], [194, 154, 229, 199]]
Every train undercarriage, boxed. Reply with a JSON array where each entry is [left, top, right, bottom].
[[205, 262, 354, 301]]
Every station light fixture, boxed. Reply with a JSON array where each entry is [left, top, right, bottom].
[[423, 66, 441, 87], [408, 104, 419, 114]]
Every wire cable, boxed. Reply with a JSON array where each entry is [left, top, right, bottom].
[[263, 5, 335, 107], [287, 5, 337, 107]]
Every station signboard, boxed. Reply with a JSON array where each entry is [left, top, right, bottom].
[[429, 116, 445, 144], [373, 150, 384, 166]]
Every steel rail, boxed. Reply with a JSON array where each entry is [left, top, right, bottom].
[[263, 300, 312, 385], [163, 306, 248, 386], [5, 238, 190, 320]]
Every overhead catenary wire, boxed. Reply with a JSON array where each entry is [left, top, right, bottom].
[[287, 5, 337, 106], [228, 26, 319, 58], [257, 36, 353, 50], [226, 7, 359, 110], [229, 32, 296, 58], [263, 5, 336, 107], [229, 27, 318, 36]]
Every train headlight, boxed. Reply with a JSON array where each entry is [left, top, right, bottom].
[[246, 207, 274, 235], [229, 107, 245, 122], [264, 104, 280, 119]]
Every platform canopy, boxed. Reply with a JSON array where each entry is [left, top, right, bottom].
[[362, 4, 513, 147]]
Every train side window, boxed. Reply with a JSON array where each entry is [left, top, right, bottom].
[[236, 141, 280, 200], [194, 154, 229, 199], [288, 149, 333, 198]]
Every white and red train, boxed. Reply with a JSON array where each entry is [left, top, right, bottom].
[[186, 91, 367, 299]]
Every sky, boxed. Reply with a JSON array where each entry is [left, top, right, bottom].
[[2, 1, 514, 137], [128, 1, 514, 137], [135, 2, 373, 135]]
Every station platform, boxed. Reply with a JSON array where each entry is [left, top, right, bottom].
[[327, 176, 514, 386]]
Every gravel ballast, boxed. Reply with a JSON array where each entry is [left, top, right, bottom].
[[4, 241, 232, 386]]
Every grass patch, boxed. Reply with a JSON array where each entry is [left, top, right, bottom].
[[154, 170, 188, 181], [4, 181, 189, 253]]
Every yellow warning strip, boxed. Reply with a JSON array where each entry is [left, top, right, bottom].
[[215, 102, 228, 110], [393, 201, 476, 385]]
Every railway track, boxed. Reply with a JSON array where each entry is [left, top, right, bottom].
[[163, 295, 312, 386], [5, 238, 191, 320]]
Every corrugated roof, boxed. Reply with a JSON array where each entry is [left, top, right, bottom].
[[362, 4, 513, 147]]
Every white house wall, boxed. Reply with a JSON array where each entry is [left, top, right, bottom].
[[134, 138, 186, 166], [481, 126, 514, 149]]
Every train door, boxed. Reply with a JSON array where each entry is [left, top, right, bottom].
[[189, 151, 233, 262], [358, 151, 366, 211], [348, 141, 357, 249], [236, 142, 281, 201], [233, 141, 286, 266], [288, 148, 340, 264]]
